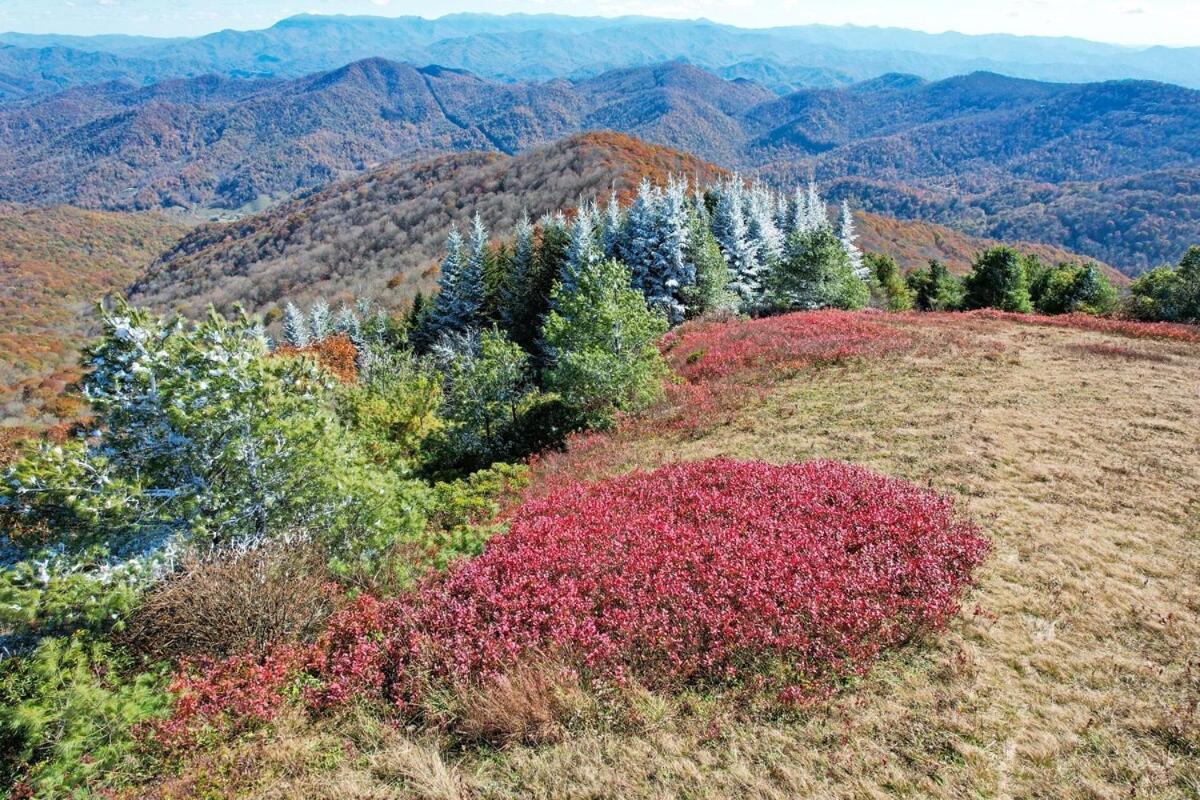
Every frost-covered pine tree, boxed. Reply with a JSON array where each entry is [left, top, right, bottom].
[[746, 184, 783, 267], [790, 185, 809, 235], [309, 299, 331, 342], [333, 303, 361, 342], [282, 301, 310, 347], [558, 205, 603, 302], [839, 200, 868, 279], [711, 178, 763, 311], [805, 180, 828, 231], [622, 179, 659, 295], [601, 191, 625, 261], [429, 225, 482, 338]]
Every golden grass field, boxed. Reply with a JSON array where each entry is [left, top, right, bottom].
[[149, 315, 1200, 800]]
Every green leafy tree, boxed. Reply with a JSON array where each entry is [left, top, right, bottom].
[[864, 252, 914, 311], [542, 259, 668, 428], [963, 247, 1033, 312], [768, 226, 869, 312], [432, 328, 540, 468], [1125, 246, 1200, 322], [1030, 262, 1118, 315]]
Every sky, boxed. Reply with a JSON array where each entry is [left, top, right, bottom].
[[0, 0, 1194, 47]]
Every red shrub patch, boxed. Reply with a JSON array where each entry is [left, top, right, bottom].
[[653, 311, 918, 436], [963, 310, 1199, 343], [165, 459, 987, 736], [662, 311, 915, 383]]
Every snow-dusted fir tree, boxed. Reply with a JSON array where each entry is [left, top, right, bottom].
[[309, 299, 331, 342], [333, 304, 361, 342], [804, 180, 828, 231], [282, 301, 310, 347], [558, 205, 604, 301], [621, 179, 659, 295], [839, 200, 868, 279], [601, 191, 625, 261], [654, 176, 695, 323], [430, 225, 482, 337], [746, 184, 784, 267], [711, 178, 763, 311]]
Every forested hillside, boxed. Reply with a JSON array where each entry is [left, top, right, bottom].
[[129, 133, 1123, 323], [1, 61, 1195, 270], [0, 205, 186, 424]]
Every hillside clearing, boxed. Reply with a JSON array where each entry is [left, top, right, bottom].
[[143, 314, 1200, 799]]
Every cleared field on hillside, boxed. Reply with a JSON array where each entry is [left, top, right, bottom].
[[150, 314, 1199, 800]]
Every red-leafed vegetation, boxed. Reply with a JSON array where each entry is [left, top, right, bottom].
[[160, 458, 988, 742], [274, 335, 360, 383], [962, 309, 1199, 342]]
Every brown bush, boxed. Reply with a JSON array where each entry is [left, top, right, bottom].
[[121, 542, 338, 662]]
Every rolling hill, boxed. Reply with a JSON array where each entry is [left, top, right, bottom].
[[128, 132, 1125, 325], [1, 61, 1196, 271], [1, 13, 1198, 98], [0, 205, 186, 424]]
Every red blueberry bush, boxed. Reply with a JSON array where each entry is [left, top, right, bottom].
[[653, 311, 918, 435], [661, 310, 916, 383], [963, 309, 1199, 342], [165, 458, 987, 738]]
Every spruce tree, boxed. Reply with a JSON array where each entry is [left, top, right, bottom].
[[839, 200, 867, 279], [309, 299, 331, 342], [282, 301, 310, 347]]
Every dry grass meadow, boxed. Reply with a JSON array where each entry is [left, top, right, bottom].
[[146, 315, 1200, 800]]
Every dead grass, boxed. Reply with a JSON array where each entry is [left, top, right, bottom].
[[142, 315, 1200, 799]]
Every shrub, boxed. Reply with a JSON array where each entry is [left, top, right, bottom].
[[542, 259, 668, 429], [119, 543, 339, 663], [1029, 261, 1118, 316], [963, 247, 1033, 312], [166, 459, 988, 735]]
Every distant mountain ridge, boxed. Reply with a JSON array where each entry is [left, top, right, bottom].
[[1, 59, 1196, 271], [0, 12, 1198, 101]]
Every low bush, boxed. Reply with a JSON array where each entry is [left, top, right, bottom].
[[661, 311, 915, 384], [164, 459, 988, 739], [119, 543, 339, 663]]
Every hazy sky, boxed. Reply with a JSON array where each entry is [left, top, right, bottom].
[[0, 0, 1193, 47]]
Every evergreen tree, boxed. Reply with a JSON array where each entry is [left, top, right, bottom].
[[309, 299, 331, 341], [768, 226, 869, 312], [428, 226, 483, 339], [601, 191, 625, 260], [906, 259, 965, 311], [963, 246, 1033, 312], [282, 301, 310, 347], [541, 259, 668, 429], [558, 207, 603, 303], [864, 252, 914, 311], [839, 200, 867, 279], [681, 210, 736, 317]]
